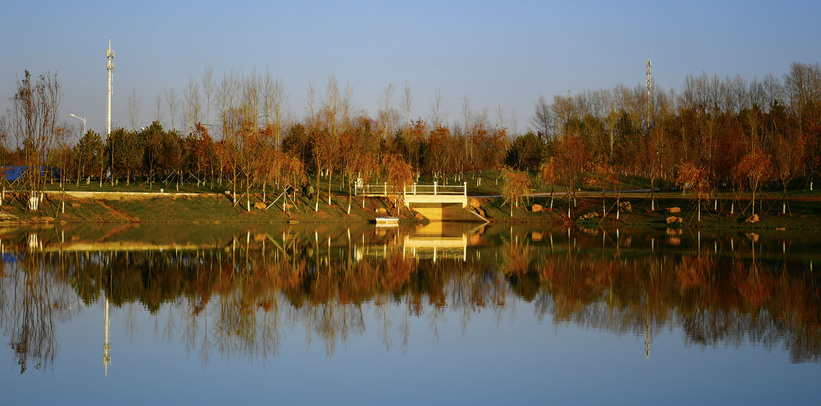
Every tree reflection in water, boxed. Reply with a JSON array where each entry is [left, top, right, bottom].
[[0, 225, 819, 372]]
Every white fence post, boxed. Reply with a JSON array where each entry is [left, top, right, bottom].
[[464, 182, 467, 196], [434, 181, 438, 195]]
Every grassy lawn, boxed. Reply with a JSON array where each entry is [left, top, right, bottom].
[[1, 170, 819, 229]]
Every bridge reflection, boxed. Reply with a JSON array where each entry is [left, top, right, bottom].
[[403, 223, 468, 262], [354, 222, 483, 262]]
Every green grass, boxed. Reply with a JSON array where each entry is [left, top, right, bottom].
[[3, 170, 821, 230]]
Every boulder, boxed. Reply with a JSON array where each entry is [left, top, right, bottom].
[[618, 201, 632, 213], [254, 202, 267, 210], [667, 207, 681, 214], [666, 228, 682, 236], [468, 198, 485, 216], [745, 214, 759, 223], [375, 208, 388, 215], [666, 216, 682, 224], [580, 212, 599, 220], [532, 204, 544, 213]]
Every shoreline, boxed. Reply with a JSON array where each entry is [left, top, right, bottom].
[[0, 189, 819, 231]]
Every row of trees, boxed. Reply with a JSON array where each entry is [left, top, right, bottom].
[[1, 62, 820, 214], [533, 62, 821, 217]]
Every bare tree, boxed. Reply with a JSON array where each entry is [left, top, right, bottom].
[[184, 76, 201, 134], [429, 88, 445, 128], [341, 83, 353, 129], [237, 73, 260, 212], [263, 69, 287, 148], [202, 65, 214, 128], [10, 70, 61, 209], [164, 87, 179, 130], [324, 76, 340, 131], [320, 75, 340, 205], [127, 88, 140, 131], [530, 95, 552, 138], [400, 80, 413, 129], [217, 72, 239, 194], [154, 91, 163, 123], [379, 83, 395, 137], [306, 80, 316, 128], [510, 108, 519, 138], [462, 95, 473, 131], [785, 62, 821, 121]]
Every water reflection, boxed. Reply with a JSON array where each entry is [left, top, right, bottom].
[[0, 224, 819, 375]]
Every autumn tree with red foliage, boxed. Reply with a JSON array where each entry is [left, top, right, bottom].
[[675, 162, 710, 221], [733, 150, 774, 216], [501, 168, 532, 216], [552, 134, 591, 218]]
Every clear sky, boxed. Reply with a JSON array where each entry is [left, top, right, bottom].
[[1, 0, 819, 139]]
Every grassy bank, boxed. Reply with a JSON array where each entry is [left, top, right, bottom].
[[474, 192, 821, 231], [2, 170, 820, 230], [0, 190, 416, 225]]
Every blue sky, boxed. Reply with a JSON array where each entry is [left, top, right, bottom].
[[1, 0, 819, 138]]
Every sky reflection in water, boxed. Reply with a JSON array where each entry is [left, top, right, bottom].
[[0, 224, 820, 405]]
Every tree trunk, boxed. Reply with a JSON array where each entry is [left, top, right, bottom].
[[315, 167, 321, 211], [245, 171, 251, 211], [783, 186, 788, 215], [347, 183, 352, 215], [751, 189, 756, 216], [232, 167, 238, 206]]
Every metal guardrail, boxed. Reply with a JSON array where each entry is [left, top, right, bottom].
[[356, 183, 402, 196], [404, 182, 467, 196], [356, 181, 467, 197]]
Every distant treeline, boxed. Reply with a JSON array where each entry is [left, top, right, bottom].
[[1, 63, 819, 210]]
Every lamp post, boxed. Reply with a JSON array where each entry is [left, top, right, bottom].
[[70, 114, 90, 186], [69, 113, 86, 136]]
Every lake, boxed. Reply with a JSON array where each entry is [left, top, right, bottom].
[[1, 223, 819, 405]]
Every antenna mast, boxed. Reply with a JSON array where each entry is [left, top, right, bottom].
[[645, 50, 652, 134], [107, 39, 114, 137], [104, 298, 111, 376], [106, 39, 115, 185]]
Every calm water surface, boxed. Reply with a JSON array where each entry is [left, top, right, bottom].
[[1, 223, 819, 405]]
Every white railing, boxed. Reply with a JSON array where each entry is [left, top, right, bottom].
[[356, 183, 403, 196], [403, 181, 467, 196], [356, 181, 467, 197]]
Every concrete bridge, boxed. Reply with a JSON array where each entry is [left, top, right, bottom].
[[356, 182, 485, 222]]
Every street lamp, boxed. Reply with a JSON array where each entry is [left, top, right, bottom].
[[69, 113, 86, 136], [69, 113, 91, 186]]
